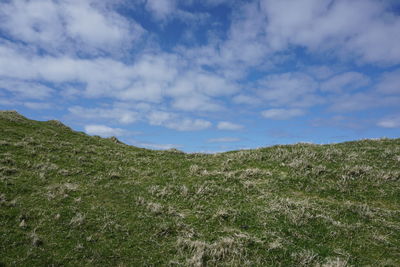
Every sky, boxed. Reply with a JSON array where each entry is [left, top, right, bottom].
[[0, 0, 400, 153]]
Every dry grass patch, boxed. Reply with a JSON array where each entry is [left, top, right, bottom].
[[70, 213, 85, 227], [292, 249, 319, 266], [46, 182, 79, 200], [148, 185, 174, 198], [136, 197, 185, 218], [320, 257, 349, 267], [29, 231, 43, 247], [0, 166, 18, 176], [239, 168, 272, 179], [266, 197, 314, 226], [177, 236, 248, 266], [213, 208, 237, 223]]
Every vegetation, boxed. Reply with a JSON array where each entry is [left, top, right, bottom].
[[1, 110, 399, 266]]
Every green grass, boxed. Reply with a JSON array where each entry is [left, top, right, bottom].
[[0, 110, 399, 266]]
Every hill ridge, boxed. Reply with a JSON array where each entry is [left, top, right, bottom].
[[0, 109, 398, 153]]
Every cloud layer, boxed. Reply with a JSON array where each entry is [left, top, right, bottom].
[[1, 0, 399, 151]]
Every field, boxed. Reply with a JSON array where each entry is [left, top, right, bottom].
[[1, 110, 399, 266]]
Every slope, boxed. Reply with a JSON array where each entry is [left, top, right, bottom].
[[0, 110, 399, 266]]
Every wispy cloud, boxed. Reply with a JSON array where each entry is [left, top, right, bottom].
[[376, 69, 400, 94], [69, 106, 139, 124], [145, 0, 176, 20], [84, 125, 126, 137], [262, 108, 305, 120], [207, 137, 240, 143], [147, 111, 211, 131], [217, 121, 243, 131], [377, 116, 400, 128], [321, 72, 371, 93], [0, 78, 53, 99]]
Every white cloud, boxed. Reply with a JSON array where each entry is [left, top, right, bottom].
[[261, 108, 305, 120], [147, 111, 211, 131], [0, 97, 53, 110], [218, 3, 269, 68], [232, 94, 262, 105], [168, 70, 238, 111], [228, 71, 324, 110], [24, 102, 53, 110], [71, 105, 213, 131], [0, 40, 139, 90], [217, 121, 243, 131], [189, 71, 238, 97], [0, 0, 65, 53], [377, 116, 400, 128], [325, 68, 400, 112], [305, 65, 336, 80], [257, 72, 320, 107], [178, 2, 271, 80], [171, 94, 221, 112], [0, 45, 36, 80], [145, 0, 176, 20], [0, 78, 53, 99], [166, 118, 212, 131], [68, 106, 139, 124], [202, 0, 233, 6], [0, 98, 18, 107], [63, 1, 143, 52], [207, 137, 240, 143], [260, 0, 400, 65], [147, 111, 173, 125], [0, 45, 238, 112], [321, 72, 370, 93], [328, 92, 400, 112], [311, 115, 370, 130], [376, 69, 400, 94], [84, 124, 126, 137], [143, 0, 211, 25], [0, 0, 144, 56]]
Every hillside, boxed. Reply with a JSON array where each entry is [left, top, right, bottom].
[[0, 110, 399, 266]]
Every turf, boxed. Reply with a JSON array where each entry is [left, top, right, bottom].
[[0, 110, 399, 266]]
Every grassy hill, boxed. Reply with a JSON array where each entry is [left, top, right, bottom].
[[0, 110, 399, 266]]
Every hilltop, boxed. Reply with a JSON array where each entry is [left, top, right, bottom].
[[0, 110, 399, 266]]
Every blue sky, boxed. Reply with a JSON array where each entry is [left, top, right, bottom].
[[0, 0, 400, 152]]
